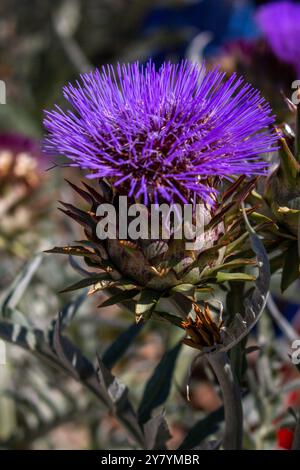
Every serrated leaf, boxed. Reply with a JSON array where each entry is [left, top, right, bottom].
[[96, 355, 145, 447], [52, 313, 80, 379], [58, 292, 86, 329], [0, 321, 38, 352], [0, 312, 144, 448], [0, 306, 30, 328], [0, 255, 42, 316]]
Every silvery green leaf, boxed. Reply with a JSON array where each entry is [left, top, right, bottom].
[[0, 254, 42, 318]]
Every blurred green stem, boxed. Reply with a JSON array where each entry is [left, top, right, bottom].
[[207, 352, 243, 450]]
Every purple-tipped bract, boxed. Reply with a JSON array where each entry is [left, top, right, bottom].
[[44, 61, 276, 204], [256, 1, 300, 76]]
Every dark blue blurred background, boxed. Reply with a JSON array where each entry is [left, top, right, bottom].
[[143, 0, 258, 62], [142, 0, 300, 62]]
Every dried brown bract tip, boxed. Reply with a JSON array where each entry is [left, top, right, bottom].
[[181, 303, 224, 351]]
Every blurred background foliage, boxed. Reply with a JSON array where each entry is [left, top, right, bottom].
[[0, 0, 300, 450], [0, 0, 261, 136]]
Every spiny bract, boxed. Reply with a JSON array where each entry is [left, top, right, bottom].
[[47, 176, 259, 324]]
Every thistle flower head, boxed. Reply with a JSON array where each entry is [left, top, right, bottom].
[[256, 1, 300, 76], [44, 61, 276, 205]]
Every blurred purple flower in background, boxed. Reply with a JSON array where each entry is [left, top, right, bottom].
[[0, 133, 43, 188], [256, 1, 300, 76], [0, 133, 40, 156], [44, 61, 276, 205]]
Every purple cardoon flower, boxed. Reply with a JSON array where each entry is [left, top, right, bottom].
[[256, 1, 300, 76], [44, 61, 276, 205]]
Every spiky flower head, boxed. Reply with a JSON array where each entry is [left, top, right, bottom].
[[256, 1, 300, 76], [44, 61, 276, 206]]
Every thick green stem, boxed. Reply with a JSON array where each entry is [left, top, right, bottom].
[[207, 351, 243, 450]]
